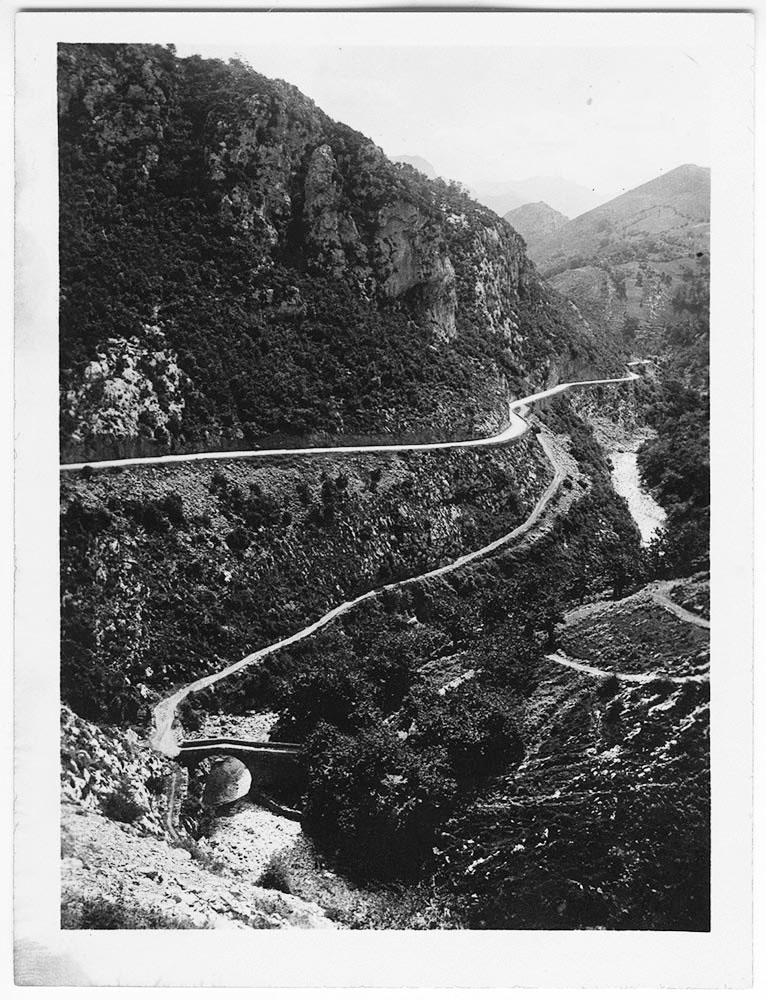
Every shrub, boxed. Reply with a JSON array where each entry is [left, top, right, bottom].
[[302, 723, 457, 882], [145, 773, 165, 795], [61, 894, 200, 929], [225, 526, 251, 553], [258, 856, 293, 894], [405, 684, 524, 783], [102, 787, 146, 824], [597, 674, 620, 700]]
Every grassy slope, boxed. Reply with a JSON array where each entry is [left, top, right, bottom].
[[558, 590, 709, 675]]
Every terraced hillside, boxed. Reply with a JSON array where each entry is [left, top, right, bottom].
[[442, 577, 710, 930]]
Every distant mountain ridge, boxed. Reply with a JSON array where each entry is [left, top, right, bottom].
[[472, 176, 602, 219], [515, 164, 710, 362], [528, 164, 710, 274], [504, 201, 569, 244]]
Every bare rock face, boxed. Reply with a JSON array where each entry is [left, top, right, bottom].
[[304, 143, 370, 280], [62, 326, 186, 453], [208, 93, 303, 233], [60, 704, 169, 838], [422, 253, 458, 343], [303, 144, 346, 274], [376, 200, 457, 342], [61, 805, 336, 930], [470, 223, 523, 349]]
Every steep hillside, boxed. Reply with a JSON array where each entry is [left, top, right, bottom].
[[504, 201, 568, 244], [442, 577, 710, 931], [61, 435, 553, 723], [58, 43, 621, 463], [530, 164, 709, 272], [506, 165, 710, 573], [520, 165, 709, 350]]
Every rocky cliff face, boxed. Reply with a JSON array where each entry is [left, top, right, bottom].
[[58, 44, 623, 462]]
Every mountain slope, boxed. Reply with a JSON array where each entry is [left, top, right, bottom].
[[392, 155, 437, 178], [513, 164, 710, 575], [58, 44, 622, 464], [516, 165, 709, 368], [504, 201, 569, 244], [529, 164, 710, 273]]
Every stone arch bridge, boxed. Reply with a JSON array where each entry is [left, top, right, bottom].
[[176, 737, 306, 799]]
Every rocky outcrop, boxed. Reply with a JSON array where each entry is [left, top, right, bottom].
[[60, 704, 169, 838], [375, 200, 457, 340], [61, 805, 335, 929], [61, 326, 186, 458], [469, 223, 523, 349], [303, 144, 347, 273]]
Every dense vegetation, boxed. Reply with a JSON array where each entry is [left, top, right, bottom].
[[638, 262, 710, 574], [60, 438, 551, 722], [639, 379, 709, 573], [59, 43, 618, 462], [240, 424, 645, 883]]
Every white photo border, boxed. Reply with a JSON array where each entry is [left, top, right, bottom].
[[13, 7, 754, 989]]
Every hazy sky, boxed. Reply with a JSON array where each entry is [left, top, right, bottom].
[[175, 42, 710, 207]]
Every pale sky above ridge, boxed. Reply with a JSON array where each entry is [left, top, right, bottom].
[[175, 42, 710, 212]]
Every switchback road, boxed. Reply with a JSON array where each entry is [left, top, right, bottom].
[[147, 372, 639, 757]]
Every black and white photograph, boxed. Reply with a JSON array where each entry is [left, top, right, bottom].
[[12, 5, 755, 989]]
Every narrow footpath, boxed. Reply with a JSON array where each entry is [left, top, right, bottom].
[[544, 652, 709, 685], [648, 583, 711, 630]]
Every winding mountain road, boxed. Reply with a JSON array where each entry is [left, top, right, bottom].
[[60, 373, 638, 472], [136, 372, 639, 757]]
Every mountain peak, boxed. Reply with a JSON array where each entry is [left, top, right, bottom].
[[504, 201, 569, 243]]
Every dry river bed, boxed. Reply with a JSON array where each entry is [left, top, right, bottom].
[[608, 449, 666, 545]]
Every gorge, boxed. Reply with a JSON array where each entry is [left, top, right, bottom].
[[58, 43, 710, 934]]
